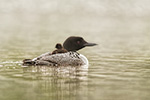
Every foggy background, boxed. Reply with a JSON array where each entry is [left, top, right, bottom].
[[0, 0, 150, 54]]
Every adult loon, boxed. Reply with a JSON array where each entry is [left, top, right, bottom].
[[23, 36, 97, 66]]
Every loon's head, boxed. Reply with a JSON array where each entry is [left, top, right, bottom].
[[63, 36, 97, 51]]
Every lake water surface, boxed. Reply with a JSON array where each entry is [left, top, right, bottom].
[[0, 0, 150, 100]]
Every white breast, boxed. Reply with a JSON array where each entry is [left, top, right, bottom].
[[79, 54, 89, 66]]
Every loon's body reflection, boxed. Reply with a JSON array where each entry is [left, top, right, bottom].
[[22, 66, 88, 100]]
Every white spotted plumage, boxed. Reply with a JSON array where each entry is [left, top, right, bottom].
[[32, 52, 88, 66]]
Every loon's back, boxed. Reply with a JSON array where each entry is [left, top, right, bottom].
[[23, 52, 87, 66]]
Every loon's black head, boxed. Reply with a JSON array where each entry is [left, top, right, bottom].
[[63, 36, 97, 51]]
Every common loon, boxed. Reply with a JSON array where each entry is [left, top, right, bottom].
[[23, 36, 97, 66]]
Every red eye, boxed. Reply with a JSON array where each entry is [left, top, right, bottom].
[[77, 41, 80, 44]]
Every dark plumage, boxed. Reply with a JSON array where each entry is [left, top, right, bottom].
[[63, 36, 97, 51], [52, 43, 68, 54]]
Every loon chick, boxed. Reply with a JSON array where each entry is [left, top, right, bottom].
[[23, 36, 97, 66], [52, 43, 68, 54]]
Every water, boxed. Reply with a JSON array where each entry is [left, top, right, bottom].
[[0, 0, 150, 100]]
